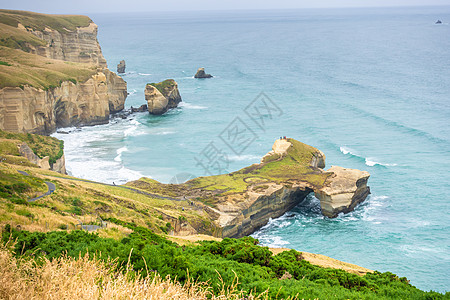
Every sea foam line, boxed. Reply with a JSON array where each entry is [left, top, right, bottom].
[[340, 146, 397, 167]]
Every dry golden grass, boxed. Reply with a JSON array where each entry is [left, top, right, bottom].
[[0, 244, 272, 300], [269, 248, 373, 276]]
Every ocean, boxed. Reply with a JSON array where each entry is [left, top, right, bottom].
[[52, 6, 450, 292]]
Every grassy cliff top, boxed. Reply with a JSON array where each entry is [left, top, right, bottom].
[[0, 10, 92, 33], [185, 138, 330, 195], [0, 46, 97, 89], [126, 139, 331, 208], [0, 10, 97, 89]]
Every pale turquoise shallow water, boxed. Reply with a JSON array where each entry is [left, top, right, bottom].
[[53, 6, 450, 292]]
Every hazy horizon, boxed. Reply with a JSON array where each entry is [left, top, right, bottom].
[[1, 0, 450, 15]]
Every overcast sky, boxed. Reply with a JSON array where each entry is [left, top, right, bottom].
[[1, 0, 449, 14]]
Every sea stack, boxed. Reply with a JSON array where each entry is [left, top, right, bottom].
[[315, 166, 370, 218], [117, 60, 126, 73], [194, 67, 213, 78], [145, 79, 182, 115]]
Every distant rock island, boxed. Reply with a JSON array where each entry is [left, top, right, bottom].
[[0, 10, 127, 134], [117, 60, 126, 73], [145, 79, 182, 115], [194, 67, 213, 78], [436, 20, 442, 24]]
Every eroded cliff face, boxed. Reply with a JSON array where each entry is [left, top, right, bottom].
[[19, 142, 66, 174], [0, 69, 126, 134], [19, 22, 107, 68]]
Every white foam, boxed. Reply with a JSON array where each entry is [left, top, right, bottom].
[[262, 235, 290, 248], [339, 146, 354, 155], [228, 154, 261, 161], [138, 73, 151, 76], [51, 119, 149, 185], [340, 146, 397, 167], [179, 102, 207, 109], [128, 89, 137, 96], [155, 131, 175, 135], [365, 158, 397, 167], [114, 146, 128, 162]]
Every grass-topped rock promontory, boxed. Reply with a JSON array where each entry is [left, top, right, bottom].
[[128, 138, 370, 237]]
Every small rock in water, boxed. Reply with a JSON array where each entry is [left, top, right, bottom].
[[117, 60, 126, 73], [194, 67, 213, 78]]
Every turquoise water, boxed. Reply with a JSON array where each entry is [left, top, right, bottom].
[[53, 6, 450, 292]]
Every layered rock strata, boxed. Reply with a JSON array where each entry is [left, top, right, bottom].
[[0, 70, 126, 134], [20, 21, 107, 67], [0, 12, 127, 134]]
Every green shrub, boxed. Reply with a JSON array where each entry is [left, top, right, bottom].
[[1, 223, 445, 300]]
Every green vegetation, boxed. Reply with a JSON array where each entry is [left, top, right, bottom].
[[149, 79, 176, 96], [2, 224, 446, 299], [0, 60, 11, 66], [0, 165, 45, 204], [0, 9, 92, 33], [0, 129, 64, 164]]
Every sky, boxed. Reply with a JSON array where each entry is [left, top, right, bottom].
[[0, 0, 449, 14]]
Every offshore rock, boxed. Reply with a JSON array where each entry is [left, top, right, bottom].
[[117, 60, 126, 73], [145, 79, 182, 115], [194, 67, 213, 78]]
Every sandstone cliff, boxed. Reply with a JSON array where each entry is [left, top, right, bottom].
[[0, 70, 126, 134], [145, 79, 182, 115], [0, 10, 127, 134], [17, 20, 107, 68]]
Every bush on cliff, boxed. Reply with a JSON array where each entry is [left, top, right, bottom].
[[2, 223, 446, 299]]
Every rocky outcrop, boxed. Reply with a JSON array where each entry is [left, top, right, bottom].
[[194, 68, 213, 78], [186, 139, 370, 238], [117, 60, 126, 73], [145, 79, 182, 115], [19, 142, 66, 174], [20, 22, 107, 68], [315, 166, 370, 218], [0, 69, 127, 134], [131, 104, 148, 113]]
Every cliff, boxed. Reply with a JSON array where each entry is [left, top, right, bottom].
[[0, 69, 126, 134], [0, 10, 106, 67], [127, 138, 370, 238], [0, 10, 127, 134]]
